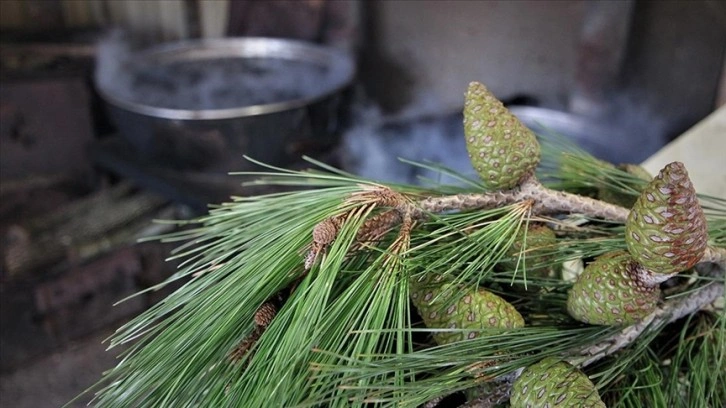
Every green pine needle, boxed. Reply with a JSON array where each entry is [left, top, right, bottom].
[[77, 132, 724, 408]]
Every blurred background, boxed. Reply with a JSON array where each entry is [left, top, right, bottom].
[[1, 1, 724, 406]]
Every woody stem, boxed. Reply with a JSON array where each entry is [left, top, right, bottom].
[[414, 176, 629, 221]]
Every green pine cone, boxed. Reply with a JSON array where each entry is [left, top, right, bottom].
[[598, 163, 652, 207], [410, 275, 524, 345], [625, 161, 708, 275], [464, 81, 541, 190], [510, 357, 605, 408], [567, 251, 660, 326], [502, 223, 558, 279]]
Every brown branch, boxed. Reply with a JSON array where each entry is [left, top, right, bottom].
[[4, 191, 167, 277], [701, 245, 726, 269], [414, 177, 629, 222], [519, 178, 630, 221], [308, 177, 630, 269], [306, 179, 720, 275], [460, 381, 513, 408]]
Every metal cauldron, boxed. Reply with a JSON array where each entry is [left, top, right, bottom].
[[95, 37, 355, 172]]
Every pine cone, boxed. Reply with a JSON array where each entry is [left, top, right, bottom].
[[510, 357, 605, 408], [501, 223, 557, 280], [254, 302, 278, 327], [598, 163, 651, 208], [567, 251, 660, 326], [410, 274, 524, 345], [464, 81, 540, 190], [625, 161, 708, 275]]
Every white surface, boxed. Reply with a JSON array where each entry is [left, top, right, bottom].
[[641, 105, 726, 198]]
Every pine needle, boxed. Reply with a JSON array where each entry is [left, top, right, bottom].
[[77, 147, 725, 408]]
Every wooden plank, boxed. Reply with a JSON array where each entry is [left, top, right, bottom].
[[200, 0, 229, 38], [0, 0, 26, 29], [61, 0, 94, 27]]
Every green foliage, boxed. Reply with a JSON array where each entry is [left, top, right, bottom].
[[599, 312, 726, 408], [78, 140, 724, 407]]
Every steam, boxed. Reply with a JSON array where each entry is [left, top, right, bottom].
[[95, 30, 132, 100], [342, 91, 668, 185], [95, 32, 354, 111], [341, 102, 475, 186]]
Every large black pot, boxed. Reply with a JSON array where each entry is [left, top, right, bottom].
[[95, 37, 355, 172]]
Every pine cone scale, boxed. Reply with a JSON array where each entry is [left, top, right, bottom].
[[625, 162, 707, 275]]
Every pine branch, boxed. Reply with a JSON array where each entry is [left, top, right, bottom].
[[76, 75, 726, 408], [310, 175, 627, 258], [575, 278, 723, 368], [305, 174, 629, 269], [308, 177, 719, 274], [416, 176, 629, 221], [462, 256, 725, 407]]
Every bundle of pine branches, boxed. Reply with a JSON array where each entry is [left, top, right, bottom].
[[78, 82, 725, 408]]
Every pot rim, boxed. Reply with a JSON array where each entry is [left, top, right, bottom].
[[95, 37, 355, 120]]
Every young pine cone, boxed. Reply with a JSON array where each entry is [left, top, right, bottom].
[[410, 274, 524, 345], [567, 251, 660, 326], [463, 81, 541, 190], [510, 357, 605, 408], [625, 161, 708, 276]]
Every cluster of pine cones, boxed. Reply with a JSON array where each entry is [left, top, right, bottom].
[[409, 82, 709, 407]]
